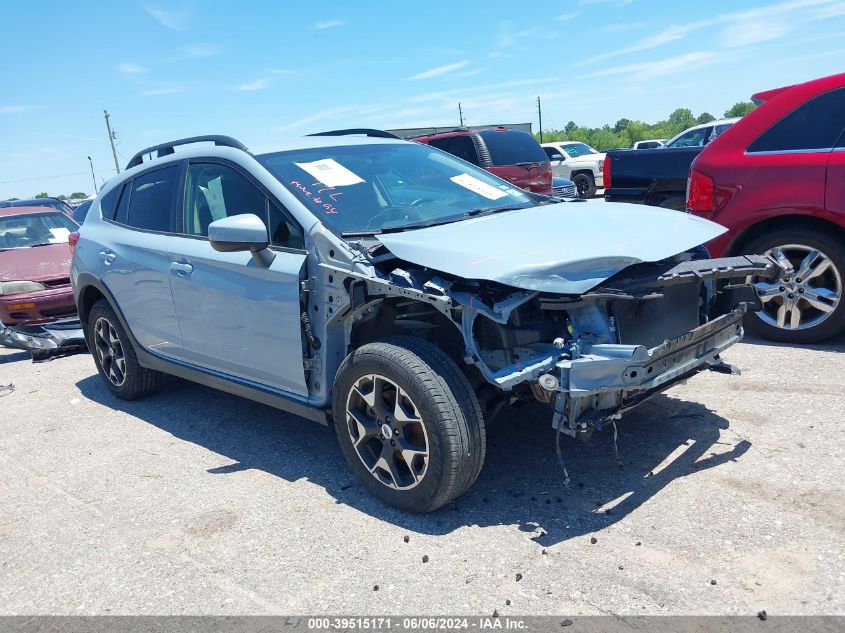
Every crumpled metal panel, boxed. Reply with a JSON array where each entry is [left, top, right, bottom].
[[378, 201, 727, 294]]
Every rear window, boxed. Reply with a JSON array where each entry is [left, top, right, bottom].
[[125, 165, 179, 232], [478, 130, 548, 165], [748, 87, 845, 153]]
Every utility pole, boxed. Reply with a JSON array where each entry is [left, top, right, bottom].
[[87, 156, 98, 194], [458, 102, 465, 127], [103, 110, 120, 173], [536, 96, 543, 143]]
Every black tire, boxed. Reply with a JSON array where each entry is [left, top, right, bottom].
[[332, 336, 485, 513], [742, 227, 845, 343], [88, 299, 163, 399], [572, 173, 596, 199]]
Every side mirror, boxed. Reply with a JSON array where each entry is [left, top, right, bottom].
[[208, 213, 275, 267], [550, 153, 564, 161]]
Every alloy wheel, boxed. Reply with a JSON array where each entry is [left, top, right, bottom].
[[345, 373, 429, 490], [750, 244, 842, 331], [93, 317, 127, 386]]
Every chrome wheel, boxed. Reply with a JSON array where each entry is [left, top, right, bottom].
[[750, 244, 842, 331], [345, 374, 429, 490], [93, 317, 127, 386]]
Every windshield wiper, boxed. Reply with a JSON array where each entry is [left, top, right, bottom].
[[342, 214, 468, 237], [464, 204, 531, 217]]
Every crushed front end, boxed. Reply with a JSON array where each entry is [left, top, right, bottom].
[[455, 253, 789, 437]]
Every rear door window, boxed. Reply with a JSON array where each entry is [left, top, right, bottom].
[[126, 165, 180, 232], [426, 136, 480, 165], [478, 130, 548, 166], [748, 87, 845, 153]]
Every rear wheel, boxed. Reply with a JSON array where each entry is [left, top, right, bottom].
[[88, 300, 163, 399], [332, 336, 485, 512], [743, 228, 845, 343], [572, 173, 596, 199]]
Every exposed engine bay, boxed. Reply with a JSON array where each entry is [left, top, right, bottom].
[[311, 239, 789, 442]]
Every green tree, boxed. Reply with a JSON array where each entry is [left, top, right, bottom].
[[668, 108, 696, 133], [724, 101, 756, 118], [34, 192, 49, 198], [70, 192, 87, 199], [57, 194, 68, 200], [564, 120, 577, 134], [697, 112, 716, 124], [613, 118, 633, 133]]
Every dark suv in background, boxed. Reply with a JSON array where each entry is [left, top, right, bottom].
[[412, 127, 553, 195]]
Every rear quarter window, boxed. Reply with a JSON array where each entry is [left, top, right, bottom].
[[478, 130, 548, 165], [425, 136, 480, 165], [748, 87, 845, 153]]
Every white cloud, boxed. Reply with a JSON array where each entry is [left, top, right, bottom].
[[407, 60, 470, 81], [587, 0, 843, 64], [267, 68, 295, 75], [144, 5, 188, 30], [488, 51, 511, 59], [315, 19, 344, 30], [588, 51, 719, 79], [604, 21, 646, 32], [0, 105, 32, 114], [141, 86, 186, 96], [116, 63, 147, 74], [180, 44, 221, 59], [557, 11, 581, 21], [233, 78, 273, 91]]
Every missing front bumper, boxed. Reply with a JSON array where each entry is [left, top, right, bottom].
[[550, 306, 745, 435], [0, 317, 87, 357]]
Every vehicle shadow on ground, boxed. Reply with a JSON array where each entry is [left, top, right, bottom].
[[740, 330, 845, 352], [76, 374, 749, 547]]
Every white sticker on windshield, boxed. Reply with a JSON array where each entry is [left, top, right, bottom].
[[450, 173, 508, 200], [294, 159, 364, 187], [48, 227, 70, 243]]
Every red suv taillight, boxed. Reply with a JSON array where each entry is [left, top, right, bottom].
[[68, 231, 80, 255], [686, 168, 714, 214], [603, 155, 611, 190]]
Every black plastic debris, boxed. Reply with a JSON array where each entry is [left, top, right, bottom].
[[757, 610, 767, 621], [590, 537, 597, 544], [422, 555, 429, 563]]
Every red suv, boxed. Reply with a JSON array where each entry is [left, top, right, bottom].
[[413, 127, 553, 195], [687, 72, 845, 343]]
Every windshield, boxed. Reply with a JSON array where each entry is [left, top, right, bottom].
[[477, 130, 548, 165], [0, 212, 78, 250], [257, 142, 537, 235], [561, 143, 598, 158]]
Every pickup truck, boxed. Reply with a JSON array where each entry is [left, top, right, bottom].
[[604, 118, 738, 211]]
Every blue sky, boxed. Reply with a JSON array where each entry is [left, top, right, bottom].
[[2, 0, 844, 199]]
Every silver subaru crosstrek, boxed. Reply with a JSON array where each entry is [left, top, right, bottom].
[[70, 132, 785, 512]]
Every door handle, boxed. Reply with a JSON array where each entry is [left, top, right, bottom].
[[99, 249, 116, 265], [170, 262, 194, 276]]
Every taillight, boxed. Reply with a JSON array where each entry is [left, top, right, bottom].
[[603, 155, 612, 190], [686, 169, 715, 214], [68, 231, 80, 255]]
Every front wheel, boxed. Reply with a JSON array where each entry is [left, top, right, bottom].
[[743, 227, 845, 343], [572, 173, 596, 199], [332, 336, 485, 512]]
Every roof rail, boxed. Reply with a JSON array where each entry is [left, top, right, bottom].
[[125, 135, 249, 169], [307, 128, 400, 139]]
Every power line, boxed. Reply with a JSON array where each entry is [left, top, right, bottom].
[[0, 169, 115, 185]]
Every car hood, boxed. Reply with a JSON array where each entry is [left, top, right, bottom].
[[377, 201, 726, 294], [0, 243, 72, 282]]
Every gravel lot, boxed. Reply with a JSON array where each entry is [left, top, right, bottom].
[[0, 332, 843, 616]]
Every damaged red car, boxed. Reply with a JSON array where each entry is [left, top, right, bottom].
[[0, 206, 85, 356]]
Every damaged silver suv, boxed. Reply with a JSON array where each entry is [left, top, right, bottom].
[[71, 132, 786, 512]]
